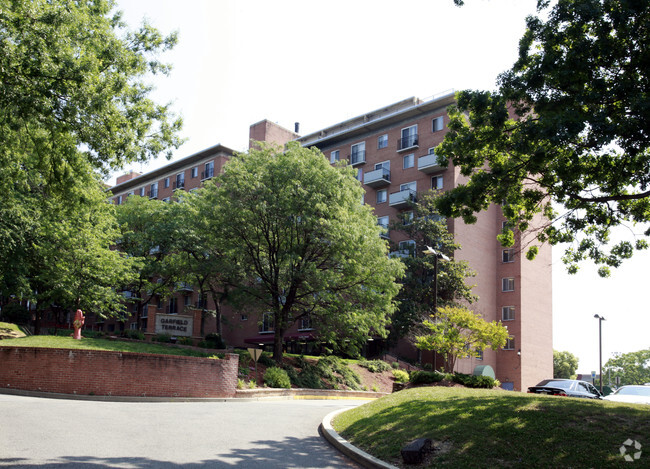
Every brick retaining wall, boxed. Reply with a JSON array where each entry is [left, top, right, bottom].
[[0, 347, 239, 398]]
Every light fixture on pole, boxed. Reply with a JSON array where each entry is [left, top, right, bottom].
[[594, 314, 605, 394], [423, 246, 450, 371]]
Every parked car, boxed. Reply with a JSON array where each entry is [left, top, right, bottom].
[[603, 385, 650, 405], [527, 379, 602, 399]]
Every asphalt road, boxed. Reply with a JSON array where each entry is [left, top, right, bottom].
[[0, 394, 366, 468]]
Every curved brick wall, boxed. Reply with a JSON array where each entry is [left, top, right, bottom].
[[0, 347, 239, 398]]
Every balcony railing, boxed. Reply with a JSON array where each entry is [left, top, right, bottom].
[[147, 190, 158, 199], [201, 168, 215, 180], [363, 167, 391, 188], [397, 134, 419, 151], [350, 151, 366, 166], [172, 180, 185, 190], [389, 188, 417, 208], [418, 153, 443, 173]]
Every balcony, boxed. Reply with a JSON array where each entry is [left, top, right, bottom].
[[147, 190, 158, 199], [201, 168, 215, 180], [397, 134, 419, 152], [389, 249, 412, 258], [172, 181, 185, 190], [389, 189, 417, 209], [364, 167, 391, 188], [350, 151, 366, 166], [418, 153, 444, 173], [177, 282, 194, 292]]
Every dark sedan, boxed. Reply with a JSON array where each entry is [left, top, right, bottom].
[[527, 379, 603, 399]]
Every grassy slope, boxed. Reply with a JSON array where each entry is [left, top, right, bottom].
[[0, 335, 220, 358], [334, 386, 650, 468], [0, 322, 26, 339]]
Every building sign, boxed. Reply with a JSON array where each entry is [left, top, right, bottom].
[[155, 314, 193, 337]]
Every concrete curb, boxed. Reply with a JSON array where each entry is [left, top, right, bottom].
[[320, 408, 398, 469]]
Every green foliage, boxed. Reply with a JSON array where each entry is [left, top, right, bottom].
[[237, 378, 245, 390], [553, 350, 579, 379], [409, 370, 445, 385], [153, 333, 172, 343], [415, 305, 510, 373], [121, 329, 145, 341], [1, 303, 30, 325], [435, 0, 650, 275], [258, 352, 276, 368], [358, 359, 392, 373], [203, 141, 404, 360], [451, 372, 499, 389], [603, 348, 650, 385], [390, 192, 477, 341], [317, 356, 362, 390], [178, 337, 194, 346], [198, 333, 225, 349], [392, 369, 410, 383], [263, 366, 291, 389]]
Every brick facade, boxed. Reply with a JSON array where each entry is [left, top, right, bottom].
[[0, 347, 239, 398]]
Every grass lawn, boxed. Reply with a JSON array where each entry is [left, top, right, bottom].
[[0, 335, 221, 358], [333, 386, 650, 468], [0, 322, 26, 339]]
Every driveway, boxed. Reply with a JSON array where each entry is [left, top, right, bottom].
[[0, 394, 365, 468]]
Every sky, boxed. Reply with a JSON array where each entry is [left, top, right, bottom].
[[110, 0, 649, 376]]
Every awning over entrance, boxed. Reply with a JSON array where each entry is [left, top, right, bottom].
[[243, 332, 315, 345]]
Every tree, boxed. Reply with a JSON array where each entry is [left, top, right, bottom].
[[435, 0, 650, 277], [115, 196, 181, 329], [415, 305, 510, 373], [553, 350, 579, 379], [208, 142, 405, 361], [389, 192, 477, 341], [603, 349, 650, 386], [0, 0, 182, 308]]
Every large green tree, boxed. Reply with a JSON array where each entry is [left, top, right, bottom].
[[553, 350, 579, 379], [604, 348, 650, 386], [435, 0, 650, 276], [390, 192, 477, 342], [415, 305, 510, 373], [207, 142, 404, 361], [0, 0, 182, 309]]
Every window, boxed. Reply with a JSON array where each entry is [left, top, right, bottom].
[[203, 161, 214, 180], [139, 187, 145, 197], [432, 116, 444, 132], [400, 181, 416, 192], [399, 240, 416, 256], [330, 150, 340, 164], [399, 125, 418, 150], [168, 297, 177, 314], [127, 191, 134, 197], [149, 182, 158, 199], [196, 293, 207, 309], [377, 134, 388, 149], [164, 177, 170, 188], [116, 195, 122, 205], [377, 216, 389, 229], [377, 189, 387, 204], [356, 168, 363, 182], [241, 314, 248, 321], [260, 312, 274, 333], [432, 175, 443, 190], [403, 153, 414, 169], [191, 167, 198, 178], [175, 172, 185, 189], [502, 277, 515, 292], [402, 211, 414, 225], [299, 315, 313, 330], [503, 337, 515, 350], [476, 349, 484, 360], [502, 249, 515, 263], [162, 197, 170, 203], [502, 306, 515, 321], [183, 295, 191, 307], [351, 142, 365, 165]]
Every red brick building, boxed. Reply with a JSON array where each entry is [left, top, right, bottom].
[[106, 93, 552, 391]]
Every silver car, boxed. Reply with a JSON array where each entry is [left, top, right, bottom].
[[603, 385, 650, 405]]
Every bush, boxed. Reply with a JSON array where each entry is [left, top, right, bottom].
[[1, 303, 30, 325], [359, 359, 392, 373], [392, 369, 409, 383], [410, 370, 445, 385], [392, 362, 400, 369], [317, 356, 362, 390], [283, 359, 323, 389], [178, 336, 194, 346], [153, 333, 172, 343], [450, 372, 500, 389], [121, 329, 145, 341], [264, 367, 291, 389], [237, 379, 245, 389], [199, 333, 225, 349], [258, 352, 276, 367]]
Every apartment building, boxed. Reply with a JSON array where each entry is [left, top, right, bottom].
[[105, 93, 552, 391]]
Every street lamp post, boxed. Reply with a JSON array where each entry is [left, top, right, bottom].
[[423, 246, 450, 371], [594, 314, 606, 394]]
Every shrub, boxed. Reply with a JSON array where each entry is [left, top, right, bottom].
[[392, 369, 409, 383], [359, 359, 392, 373], [237, 379, 245, 389], [317, 356, 362, 390], [1, 303, 30, 325], [264, 367, 291, 389], [121, 329, 145, 341], [199, 333, 225, 349], [451, 372, 500, 389], [392, 362, 400, 369], [283, 360, 323, 389], [258, 352, 276, 367], [371, 384, 379, 392], [409, 370, 445, 385], [178, 337, 194, 346], [153, 333, 172, 343], [248, 379, 257, 389]]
